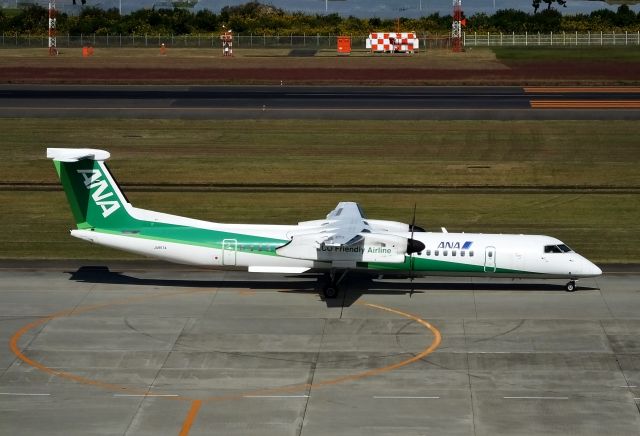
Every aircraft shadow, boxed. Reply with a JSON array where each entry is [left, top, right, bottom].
[[67, 266, 595, 308]]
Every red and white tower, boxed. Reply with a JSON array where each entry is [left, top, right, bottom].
[[48, 1, 58, 55], [452, 0, 465, 52]]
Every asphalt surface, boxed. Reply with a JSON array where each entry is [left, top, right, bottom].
[[1, 85, 640, 120], [2, 266, 640, 435]]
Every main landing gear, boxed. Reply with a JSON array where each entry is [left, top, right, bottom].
[[321, 270, 348, 299], [565, 280, 577, 292]]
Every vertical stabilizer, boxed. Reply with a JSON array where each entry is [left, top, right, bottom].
[[47, 148, 138, 229]]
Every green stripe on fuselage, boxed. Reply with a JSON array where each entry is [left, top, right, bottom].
[[95, 225, 287, 255], [366, 256, 532, 275]]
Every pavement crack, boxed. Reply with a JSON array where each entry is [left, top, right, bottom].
[[472, 319, 526, 343], [297, 318, 326, 436], [124, 317, 174, 345]]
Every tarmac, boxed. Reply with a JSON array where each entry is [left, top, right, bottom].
[[1, 264, 640, 435], [1, 85, 640, 120]]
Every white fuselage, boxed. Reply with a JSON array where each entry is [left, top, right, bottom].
[[71, 210, 601, 280]]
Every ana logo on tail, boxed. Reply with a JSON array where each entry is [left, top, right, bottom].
[[77, 169, 121, 218]]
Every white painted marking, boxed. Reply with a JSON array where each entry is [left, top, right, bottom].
[[244, 395, 309, 398], [374, 396, 440, 399], [0, 392, 50, 396], [504, 396, 569, 400], [620, 385, 638, 388], [634, 398, 640, 400], [113, 394, 179, 397]]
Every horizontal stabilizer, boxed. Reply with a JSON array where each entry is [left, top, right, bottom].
[[47, 148, 110, 162]]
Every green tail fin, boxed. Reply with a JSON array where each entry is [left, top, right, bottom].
[[48, 148, 138, 230]]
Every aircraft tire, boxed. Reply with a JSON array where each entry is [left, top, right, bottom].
[[324, 286, 339, 299], [565, 280, 576, 292]]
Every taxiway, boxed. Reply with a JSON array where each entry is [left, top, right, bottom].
[[1, 85, 640, 120], [2, 265, 639, 435]]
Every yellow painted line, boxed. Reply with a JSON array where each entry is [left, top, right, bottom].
[[525, 87, 640, 94], [9, 290, 441, 436], [197, 302, 442, 402], [179, 400, 202, 436], [531, 100, 640, 108]]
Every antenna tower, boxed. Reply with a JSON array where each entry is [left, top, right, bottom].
[[48, 1, 58, 55], [452, 0, 463, 52]]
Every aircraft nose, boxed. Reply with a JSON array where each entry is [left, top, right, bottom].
[[584, 261, 602, 277]]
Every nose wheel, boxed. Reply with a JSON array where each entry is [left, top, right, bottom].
[[321, 270, 348, 299], [565, 280, 577, 292], [323, 284, 339, 299]]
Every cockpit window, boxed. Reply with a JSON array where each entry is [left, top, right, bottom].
[[544, 245, 563, 253], [545, 244, 573, 253]]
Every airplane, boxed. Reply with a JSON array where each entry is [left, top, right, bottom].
[[47, 148, 602, 297]]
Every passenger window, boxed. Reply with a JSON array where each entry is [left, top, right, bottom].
[[426, 250, 431, 256], [443, 250, 448, 256], [470, 251, 474, 257], [452, 251, 456, 256], [435, 250, 439, 256], [488, 252, 493, 258]]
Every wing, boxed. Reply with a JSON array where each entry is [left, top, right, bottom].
[[276, 201, 411, 263], [281, 202, 370, 248], [321, 202, 369, 246]]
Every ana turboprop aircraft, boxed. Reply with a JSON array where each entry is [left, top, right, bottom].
[[48, 148, 601, 297]]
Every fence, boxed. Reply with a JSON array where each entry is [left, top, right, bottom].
[[463, 31, 640, 47], [2, 32, 640, 49]]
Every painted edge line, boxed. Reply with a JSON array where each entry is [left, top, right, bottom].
[[0, 392, 50, 396], [244, 395, 310, 398], [374, 396, 440, 399], [503, 396, 569, 400]]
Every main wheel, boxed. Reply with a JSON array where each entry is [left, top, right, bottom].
[[565, 281, 576, 292], [324, 285, 339, 299]]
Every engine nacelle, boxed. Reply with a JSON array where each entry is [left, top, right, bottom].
[[366, 219, 410, 233]]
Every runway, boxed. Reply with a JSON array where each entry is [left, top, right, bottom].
[[1, 85, 640, 120], [2, 265, 640, 435]]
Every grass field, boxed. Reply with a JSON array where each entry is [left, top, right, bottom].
[[2, 119, 639, 188], [492, 46, 640, 61], [3, 46, 639, 84], [0, 118, 638, 263], [0, 47, 506, 70]]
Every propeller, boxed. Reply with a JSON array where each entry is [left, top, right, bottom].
[[407, 203, 424, 298]]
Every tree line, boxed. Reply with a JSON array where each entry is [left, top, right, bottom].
[[1, 1, 639, 36]]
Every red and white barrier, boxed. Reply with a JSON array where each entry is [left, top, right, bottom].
[[366, 32, 419, 53]]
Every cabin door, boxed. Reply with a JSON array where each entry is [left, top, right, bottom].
[[222, 239, 237, 266], [484, 246, 497, 272]]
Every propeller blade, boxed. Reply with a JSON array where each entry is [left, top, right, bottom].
[[411, 203, 417, 240], [409, 203, 417, 298]]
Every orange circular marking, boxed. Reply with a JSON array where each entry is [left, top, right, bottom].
[[9, 289, 442, 404]]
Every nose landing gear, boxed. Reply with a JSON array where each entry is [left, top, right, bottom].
[[321, 270, 348, 299], [565, 280, 577, 292]]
